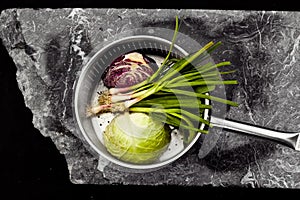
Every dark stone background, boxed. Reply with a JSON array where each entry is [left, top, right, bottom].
[[1, 2, 300, 198]]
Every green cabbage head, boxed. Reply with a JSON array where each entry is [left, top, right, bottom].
[[103, 112, 171, 164]]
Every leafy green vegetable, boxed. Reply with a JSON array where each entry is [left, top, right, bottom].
[[103, 112, 171, 164]]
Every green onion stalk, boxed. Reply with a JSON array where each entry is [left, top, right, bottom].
[[87, 16, 238, 143]]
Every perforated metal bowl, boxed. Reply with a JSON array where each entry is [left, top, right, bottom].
[[72, 27, 217, 172]]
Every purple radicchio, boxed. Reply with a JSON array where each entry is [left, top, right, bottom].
[[102, 52, 158, 88]]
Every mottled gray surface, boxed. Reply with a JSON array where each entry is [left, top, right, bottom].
[[1, 8, 300, 187]]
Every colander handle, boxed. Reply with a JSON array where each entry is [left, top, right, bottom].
[[209, 116, 300, 151]]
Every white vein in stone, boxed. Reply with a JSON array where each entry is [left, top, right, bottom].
[[282, 33, 300, 75], [240, 166, 258, 188], [61, 61, 72, 120], [67, 8, 89, 26]]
